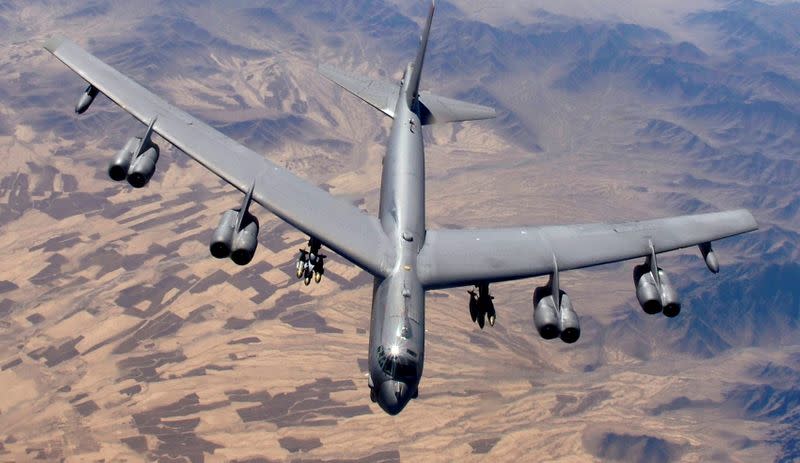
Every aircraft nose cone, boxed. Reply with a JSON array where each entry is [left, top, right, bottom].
[[377, 380, 411, 415]]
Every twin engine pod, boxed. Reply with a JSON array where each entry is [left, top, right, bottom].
[[210, 209, 260, 266], [633, 264, 681, 317], [532, 286, 580, 344], [108, 137, 160, 188]]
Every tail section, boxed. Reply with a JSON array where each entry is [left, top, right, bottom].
[[407, 1, 496, 124], [319, 1, 496, 125], [418, 91, 496, 125], [318, 64, 399, 119], [407, 0, 436, 99]]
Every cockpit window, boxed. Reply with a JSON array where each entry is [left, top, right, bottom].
[[376, 345, 417, 380], [394, 361, 417, 379]]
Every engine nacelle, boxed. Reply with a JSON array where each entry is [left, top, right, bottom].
[[108, 137, 139, 181], [127, 145, 160, 188], [533, 287, 581, 343], [231, 213, 259, 266], [231, 213, 258, 265], [658, 270, 681, 318], [634, 264, 662, 314], [558, 293, 580, 344], [533, 286, 561, 340], [633, 264, 681, 317], [210, 210, 238, 259]]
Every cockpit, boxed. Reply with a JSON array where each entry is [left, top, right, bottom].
[[372, 322, 422, 414], [376, 344, 419, 380]]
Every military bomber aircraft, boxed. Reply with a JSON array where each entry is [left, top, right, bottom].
[[45, 1, 758, 414]]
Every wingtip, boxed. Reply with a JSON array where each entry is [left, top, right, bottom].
[[729, 208, 759, 232], [317, 63, 336, 82], [43, 35, 66, 53], [478, 106, 498, 121], [744, 209, 759, 231]]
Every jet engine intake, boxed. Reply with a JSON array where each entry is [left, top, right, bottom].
[[108, 137, 139, 181], [109, 118, 160, 187], [533, 286, 560, 340], [633, 264, 681, 317], [210, 210, 238, 259], [231, 213, 259, 266], [209, 211, 260, 265], [634, 264, 662, 314], [534, 286, 581, 343], [558, 292, 580, 344], [657, 270, 681, 318], [127, 145, 160, 188]]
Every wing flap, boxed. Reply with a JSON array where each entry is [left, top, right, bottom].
[[45, 37, 395, 277], [418, 210, 757, 289]]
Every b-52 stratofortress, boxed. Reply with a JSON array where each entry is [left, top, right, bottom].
[[45, 1, 757, 415]]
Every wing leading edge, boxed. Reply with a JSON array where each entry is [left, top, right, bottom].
[[44, 37, 395, 277], [418, 209, 757, 290]]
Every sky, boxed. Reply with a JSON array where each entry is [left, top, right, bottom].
[[437, 0, 791, 43]]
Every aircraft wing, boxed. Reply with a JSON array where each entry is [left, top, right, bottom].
[[44, 37, 395, 278], [417, 210, 758, 290]]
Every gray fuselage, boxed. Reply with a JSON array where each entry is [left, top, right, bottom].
[[368, 66, 426, 415]]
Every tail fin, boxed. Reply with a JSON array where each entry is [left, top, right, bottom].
[[319, 1, 496, 125], [407, 1, 435, 98]]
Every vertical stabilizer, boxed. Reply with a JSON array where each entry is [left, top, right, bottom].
[[320, 0, 494, 124], [407, 1, 435, 99]]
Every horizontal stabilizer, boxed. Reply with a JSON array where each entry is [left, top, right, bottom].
[[418, 91, 496, 125], [319, 64, 399, 119], [318, 64, 495, 125]]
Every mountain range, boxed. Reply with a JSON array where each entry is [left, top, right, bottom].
[[0, 0, 798, 461]]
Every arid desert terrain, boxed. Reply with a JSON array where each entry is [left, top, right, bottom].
[[0, 1, 798, 462]]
